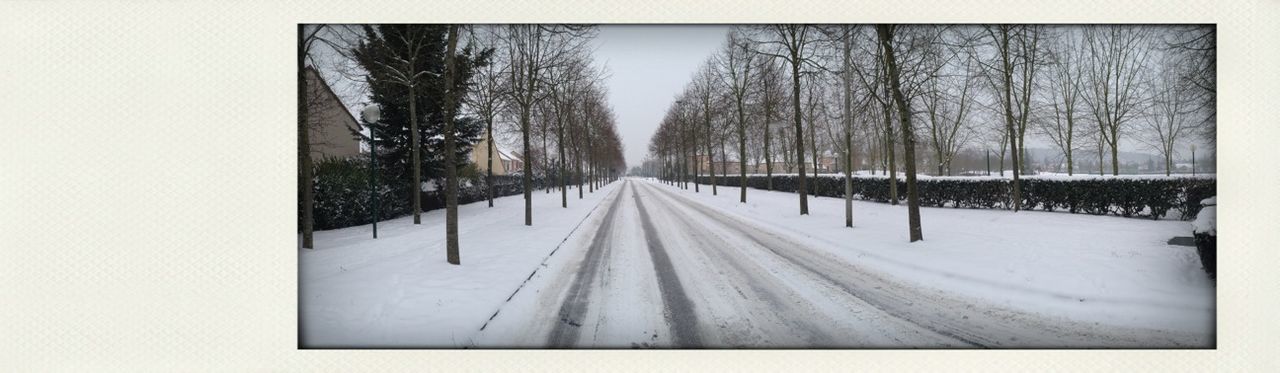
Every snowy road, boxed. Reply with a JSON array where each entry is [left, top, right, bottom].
[[477, 178, 1210, 348]]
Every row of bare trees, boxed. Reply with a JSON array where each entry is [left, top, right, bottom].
[[469, 25, 627, 225], [298, 25, 625, 264], [643, 24, 1214, 243]]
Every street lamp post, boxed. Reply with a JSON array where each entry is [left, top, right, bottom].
[[362, 104, 382, 239], [1191, 144, 1197, 177], [986, 149, 991, 176]]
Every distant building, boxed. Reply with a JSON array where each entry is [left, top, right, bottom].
[[304, 66, 361, 160], [816, 154, 840, 173], [471, 131, 522, 175], [751, 162, 790, 174], [706, 161, 744, 175], [691, 154, 749, 175]]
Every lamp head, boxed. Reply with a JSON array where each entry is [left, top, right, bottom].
[[361, 104, 382, 124]]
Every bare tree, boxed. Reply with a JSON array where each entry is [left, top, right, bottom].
[[298, 25, 364, 248], [1141, 52, 1196, 176], [922, 36, 977, 176], [978, 25, 1027, 210], [756, 57, 786, 190], [691, 58, 720, 195], [1163, 25, 1215, 148], [1011, 26, 1046, 175], [1040, 27, 1085, 175], [803, 74, 824, 179], [849, 30, 898, 203], [1082, 25, 1153, 176], [754, 24, 824, 215], [878, 25, 924, 242], [715, 30, 755, 203], [545, 52, 596, 208], [442, 25, 461, 264], [465, 27, 509, 207], [498, 25, 594, 225], [298, 24, 325, 249], [836, 25, 859, 226]]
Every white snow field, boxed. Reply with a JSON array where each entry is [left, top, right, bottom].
[[300, 177, 1214, 348], [299, 182, 622, 348]]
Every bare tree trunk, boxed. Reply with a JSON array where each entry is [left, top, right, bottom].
[[719, 130, 727, 186], [522, 108, 532, 225], [764, 120, 773, 190], [841, 26, 855, 228], [993, 26, 1023, 211], [882, 69, 898, 205], [587, 113, 594, 194], [738, 98, 748, 203], [878, 25, 922, 242], [443, 25, 460, 264], [809, 110, 819, 179], [790, 49, 809, 215], [298, 25, 314, 249], [1097, 133, 1104, 176], [1110, 131, 1120, 175], [576, 138, 584, 200], [764, 70, 775, 191], [1066, 123, 1073, 176], [705, 102, 716, 196], [559, 124, 567, 208], [680, 123, 688, 189], [542, 123, 550, 194], [409, 81, 422, 224], [486, 121, 494, 207], [693, 113, 700, 193]]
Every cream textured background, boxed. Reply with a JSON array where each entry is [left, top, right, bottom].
[[0, 0, 1276, 371]]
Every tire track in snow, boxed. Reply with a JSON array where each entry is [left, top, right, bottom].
[[631, 181, 702, 347], [634, 181, 904, 347], [643, 180, 1208, 348], [478, 183, 622, 333], [546, 182, 629, 347]]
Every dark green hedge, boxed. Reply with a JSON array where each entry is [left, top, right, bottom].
[[697, 174, 1215, 221], [305, 158, 550, 231], [306, 158, 380, 230]]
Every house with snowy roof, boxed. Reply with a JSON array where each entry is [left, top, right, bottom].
[[304, 66, 362, 160], [470, 131, 523, 175]]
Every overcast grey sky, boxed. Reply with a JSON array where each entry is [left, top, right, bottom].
[[591, 25, 731, 168], [312, 25, 1208, 170], [314, 25, 731, 168]]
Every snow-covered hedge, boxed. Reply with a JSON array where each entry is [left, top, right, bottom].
[[698, 174, 1215, 221], [306, 157, 396, 230], [305, 158, 549, 231]]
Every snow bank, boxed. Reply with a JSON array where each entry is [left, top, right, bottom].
[[299, 181, 620, 348], [749, 172, 1216, 181], [667, 179, 1215, 335], [1192, 196, 1216, 235]]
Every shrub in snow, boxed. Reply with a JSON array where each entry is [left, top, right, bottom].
[[304, 158, 552, 231], [306, 157, 405, 230], [420, 175, 549, 211], [699, 174, 1215, 221], [1193, 196, 1216, 278]]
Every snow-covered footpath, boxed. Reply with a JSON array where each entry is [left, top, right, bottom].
[[300, 177, 1213, 348], [664, 178, 1215, 337], [299, 182, 620, 348]]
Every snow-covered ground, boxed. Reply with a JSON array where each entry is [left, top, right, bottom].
[[299, 177, 1213, 348], [653, 178, 1215, 337], [735, 171, 1216, 180], [472, 178, 1211, 347], [299, 182, 621, 348]]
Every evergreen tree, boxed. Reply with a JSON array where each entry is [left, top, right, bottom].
[[351, 25, 491, 216]]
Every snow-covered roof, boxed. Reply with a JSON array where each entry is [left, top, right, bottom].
[[495, 147, 520, 162]]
